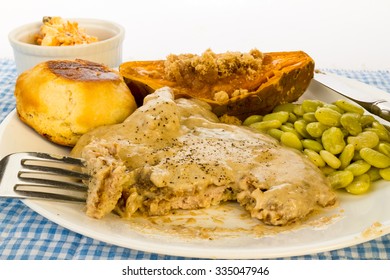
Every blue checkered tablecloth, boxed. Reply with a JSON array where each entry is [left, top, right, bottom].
[[0, 58, 389, 260]]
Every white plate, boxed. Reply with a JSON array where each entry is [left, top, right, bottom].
[[1, 76, 390, 259]]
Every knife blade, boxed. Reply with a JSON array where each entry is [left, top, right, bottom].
[[313, 72, 390, 122]]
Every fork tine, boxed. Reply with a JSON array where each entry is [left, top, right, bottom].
[[20, 163, 90, 180], [17, 175, 88, 191], [25, 152, 86, 166], [13, 188, 86, 202]]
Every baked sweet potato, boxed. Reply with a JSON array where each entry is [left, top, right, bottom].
[[119, 49, 314, 120]]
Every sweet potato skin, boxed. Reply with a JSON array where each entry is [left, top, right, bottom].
[[119, 51, 314, 120]]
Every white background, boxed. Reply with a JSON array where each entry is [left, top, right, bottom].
[[1, 0, 390, 70], [3, 260, 389, 279]]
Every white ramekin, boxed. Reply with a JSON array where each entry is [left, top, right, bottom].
[[8, 18, 125, 74]]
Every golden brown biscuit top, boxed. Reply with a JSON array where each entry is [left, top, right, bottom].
[[47, 59, 120, 81]]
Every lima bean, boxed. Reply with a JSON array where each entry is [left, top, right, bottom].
[[281, 132, 303, 150], [293, 105, 305, 116], [280, 124, 302, 139], [360, 115, 376, 128], [347, 131, 379, 150], [263, 111, 289, 123], [320, 166, 336, 175], [378, 142, 390, 157], [371, 122, 390, 141], [303, 149, 326, 167], [303, 112, 317, 123], [345, 174, 371, 194], [340, 112, 362, 136], [315, 107, 341, 126], [322, 127, 346, 154], [243, 115, 263, 126], [306, 122, 329, 138], [379, 167, 390, 181], [334, 99, 364, 115], [360, 147, 390, 168], [267, 128, 284, 140], [365, 128, 390, 142], [301, 139, 323, 152], [273, 103, 296, 113], [294, 119, 311, 138], [323, 103, 344, 114], [250, 119, 281, 131], [327, 170, 354, 189], [344, 160, 371, 176], [320, 150, 341, 169], [302, 99, 324, 113], [339, 144, 355, 169], [367, 167, 382, 181], [288, 112, 298, 123]]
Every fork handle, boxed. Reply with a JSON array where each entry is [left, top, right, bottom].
[[371, 100, 390, 122]]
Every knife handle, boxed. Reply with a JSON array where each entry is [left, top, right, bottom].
[[371, 100, 390, 122]]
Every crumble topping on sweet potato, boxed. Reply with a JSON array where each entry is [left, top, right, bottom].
[[164, 48, 264, 88]]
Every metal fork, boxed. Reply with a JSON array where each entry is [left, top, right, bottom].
[[0, 152, 89, 202]]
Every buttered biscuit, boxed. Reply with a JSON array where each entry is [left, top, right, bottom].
[[14, 59, 137, 146]]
